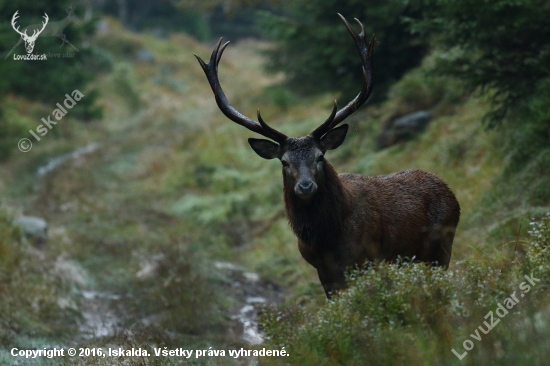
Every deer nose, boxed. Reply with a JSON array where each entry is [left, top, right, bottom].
[[299, 181, 313, 190], [296, 180, 317, 197]]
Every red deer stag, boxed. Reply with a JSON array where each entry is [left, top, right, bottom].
[[196, 14, 460, 298]]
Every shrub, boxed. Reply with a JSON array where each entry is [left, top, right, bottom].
[[260, 214, 550, 365], [0, 206, 79, 345]]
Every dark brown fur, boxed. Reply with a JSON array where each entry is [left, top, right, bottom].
[[284, 162, 460, 298]]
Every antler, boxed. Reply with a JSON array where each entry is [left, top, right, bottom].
[[195, 38, 288, 143], [310, 13, 375, 139]]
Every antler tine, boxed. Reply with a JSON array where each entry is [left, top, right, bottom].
[[195, 38, 288, 143], [257, 109, 288, 142], [339, 14, 365, 42], [215, 40, 229, 66], [310, 100, 338, 138], [328, 64, 370, 128], [209, 37, 226, 66], [310, 14, 375, 139], [330, 15, 374, 129]]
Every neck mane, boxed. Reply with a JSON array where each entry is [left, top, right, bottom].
[[283, 161, 347, 247]]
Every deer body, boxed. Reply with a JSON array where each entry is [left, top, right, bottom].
[[286, 164, 459, 296], [196, 14, 460, 298]]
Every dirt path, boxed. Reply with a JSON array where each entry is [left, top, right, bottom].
[[215, 261, 284, 345], [19, 146, 285, 363]]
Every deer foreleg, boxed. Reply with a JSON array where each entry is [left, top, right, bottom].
[[317, 267, 347, 299]]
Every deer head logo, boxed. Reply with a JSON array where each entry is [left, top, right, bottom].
[[11, 11, 49, 54]]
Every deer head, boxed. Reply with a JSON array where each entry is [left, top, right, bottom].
[[196, 14, 374, 199], [11, 11, 49, 54]]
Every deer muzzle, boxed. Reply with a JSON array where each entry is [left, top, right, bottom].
[[295, 179, 318, 198]]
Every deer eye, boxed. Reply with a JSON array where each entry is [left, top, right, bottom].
[[281, 160, 290, 167], [316, 155, 325, 162]]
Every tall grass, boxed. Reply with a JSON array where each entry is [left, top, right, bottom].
[[0, 206, 79, 357]]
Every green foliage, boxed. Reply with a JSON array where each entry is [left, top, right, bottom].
[[261, 85, 298, 111], [261, 214, 550, 365], [522, 214, 550, 281], [386, 52, 465, 114], [408, 0, 550, 127], [95, 30, 144, 58], [473, 78, 550, 220], [127, 242, 225, 336], [103, 0, 280, 42], [260, 0, 427, 101], [502, 78, 550, 175], [405, 0, 550, 212], [111, 62, 142, 109], [0, 106, 28, 160], [0, 207, 78, 346], [170, 161, 282, 250], [0, 0, 102, 158]]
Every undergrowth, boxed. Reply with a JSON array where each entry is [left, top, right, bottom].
[[0, 206, 79, 351], [260, 214, 550, 365]]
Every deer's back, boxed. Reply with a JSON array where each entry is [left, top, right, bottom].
[[339, 169, 460, 263]]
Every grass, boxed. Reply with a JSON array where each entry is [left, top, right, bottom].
[[0, 206, 80, 363], [260, 214, 550, 366]]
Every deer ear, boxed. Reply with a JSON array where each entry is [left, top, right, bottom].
[[320, 124, 348, 151], [248, 138, 280, 160]]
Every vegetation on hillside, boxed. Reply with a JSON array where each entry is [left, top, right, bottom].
[[260, 0, 427, 101], [261, 215, 550, 365], [407, 0, 550, 229], [0, 0, 100, 159], [0, 207, 79, 347]]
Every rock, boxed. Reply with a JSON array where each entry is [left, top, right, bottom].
[[377, 110, 433, 149], [14, 216, 48, 246], [135, 49, 155, 63]]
